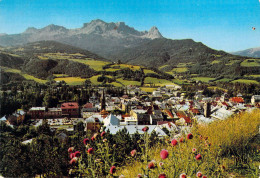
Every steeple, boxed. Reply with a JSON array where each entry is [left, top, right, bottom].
[[101, 89, 106, 111]]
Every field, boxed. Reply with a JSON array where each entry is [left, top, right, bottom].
[[73, 59, 109, 71], [140, 87, 158, 93], [2, 67, 47, 84], [171, 67, 188, 73], [245, 74, 260, 78], [53, 74, 69, 77], [38, 53, 110, 71], [208, 86, 228, 92], [54, 77, 86, 85], [216, 78, 232, 82], [89, 75, 103, 85], [143, 69, 157, 74], [211, 60, 221, 64], [117, 78, 141, 86], [240, 59, 260, 67], [144, 77, 177, 86], [159, 65, 170, 70], [225, 60, 241, 66], [231, 79, 259, 84], [192, 77, 216, 82]]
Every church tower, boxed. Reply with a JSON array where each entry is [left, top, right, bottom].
[[101, 89, 106, 111]]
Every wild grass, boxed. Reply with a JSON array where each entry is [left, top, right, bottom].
[[211, 60, 221, 64], [116, 78, 141, 86], [117, 109, 260, 177]]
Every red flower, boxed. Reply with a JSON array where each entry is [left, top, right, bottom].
[[148, 161, 155, 169], [137, 174, 142, 178], [68, 147, 74, 153], [160, 149, 169, 160], [69, 157, 78, 165], [101, 131, 106, 137], [91, 136, 95, 141], [171, 139, 178, 146], [187, 133, 193, 139], [74, 151, 81, 157], [142, 126, 149, 132], [179, 173, 186, 178], [131, 149, 137, 157], [179, 137, 184, 143], [87, 148, 94, 154], [69, 153, 75, 159], [158, 173, 166, 178], [83, 138, 89, 145], [196, 172, 202, 177], [202, 176, 207, 178], [195, 154, 202, 160], [110, 166, 116, 174]]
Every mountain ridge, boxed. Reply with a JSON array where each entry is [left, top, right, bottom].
[[0, 19, 163, 57], [232, 47, 260, 58]]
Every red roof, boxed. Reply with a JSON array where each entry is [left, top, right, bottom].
[[84, 103, 93, 108], [229, 97, 244, 103], [61, 102, 79, 109], [176, 112, 192, 123]]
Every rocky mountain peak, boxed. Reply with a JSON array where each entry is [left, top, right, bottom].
[[147, 26, 163, 39]]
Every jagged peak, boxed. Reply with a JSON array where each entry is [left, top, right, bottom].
[[147, 26, 163, 39]]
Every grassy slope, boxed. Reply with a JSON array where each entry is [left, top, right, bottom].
[[118, 109, 260, 177]]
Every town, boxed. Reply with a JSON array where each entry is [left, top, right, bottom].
[[2, 83, 259, 141]]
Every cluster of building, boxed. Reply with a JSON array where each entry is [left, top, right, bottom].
[[1, 86, 260, 138]]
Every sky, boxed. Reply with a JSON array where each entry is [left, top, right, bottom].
[[0, 0, 260, 52]]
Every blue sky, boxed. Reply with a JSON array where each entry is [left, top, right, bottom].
[[0, 0, 259, 52]]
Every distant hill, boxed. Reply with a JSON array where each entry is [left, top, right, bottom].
[[0, 19, 163, 58], [232, 47, 260, 58], [110, 38, 229, 67], [5, 40, 107, 61]]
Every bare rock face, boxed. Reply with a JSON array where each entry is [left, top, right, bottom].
[[0, 19, 163, 58]]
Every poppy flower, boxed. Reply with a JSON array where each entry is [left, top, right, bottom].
[[87, 148, 94, 154], [158, 173, 166, 178], [160, 149, 169, 159], [74, 151, 81, 157], [171, 139, 178, 146], [69, 153, 75, 159], [148, 161, 155, 169], [131, 149, 137, 157], [83, 138, 89, 145], [69, 157, 78, 165], [202, 176, 207, 178], [101, 131, 106, 137], [68, 147, 74, 153], [91, 136, 95, 141], [110, 166, 116, 174], [137, 174, 142, 178], [196, 172, 202, 177], [180, 173, 186, 178], [187, 133, 193, 139], [195, 154, 202, 160], [142, 126, 149, 132]]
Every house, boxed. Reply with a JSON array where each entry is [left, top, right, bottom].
[[211, 107, 233, 120], [45, 108, 62, 118], [229, 97, 244, 104], [7, 110, 26, 125], [251, 95, 260, 105], [61, 102, 79, 117], [28, 107, 46, 119], [103, 114, 120, 127]]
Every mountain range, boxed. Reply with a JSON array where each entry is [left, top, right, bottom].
[[0, 19, 163, 58], [232, 47, 260, 58]]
